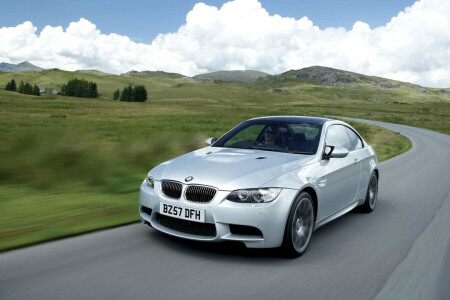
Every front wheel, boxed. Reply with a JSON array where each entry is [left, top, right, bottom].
[[281, 192, 315, 258], [360, 172, 378, 213]]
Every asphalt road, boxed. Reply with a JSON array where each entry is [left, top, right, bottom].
[[1, 118, 449, 300]]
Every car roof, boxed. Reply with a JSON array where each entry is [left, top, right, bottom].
[[249, 116, 329, 125]]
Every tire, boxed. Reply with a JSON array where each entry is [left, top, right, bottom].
[[281, 192, 315, 258], [360, 172, 378, 213]]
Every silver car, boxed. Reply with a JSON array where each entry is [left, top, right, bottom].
[[139, 116, 379, 257]]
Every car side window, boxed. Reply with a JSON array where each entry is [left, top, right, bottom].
[[326, 125, 352, 150], [346, 127, 363, 150]]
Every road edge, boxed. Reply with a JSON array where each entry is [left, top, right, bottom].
[[330, 116, 450, 300]]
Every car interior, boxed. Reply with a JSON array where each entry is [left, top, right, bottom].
[[257, 125, 320, 154]]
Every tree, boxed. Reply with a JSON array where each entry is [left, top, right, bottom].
[[119, 85, 148, 102], [32, 84, 40, 96], [10, 79, 16, 91], [120, 85, 133, 102], [133, 85, 147, 102], [89, 82, 98, 98], [113, 89, 120, 100], [61, 78, 98, 98], [24, 82, 33, 95], [5, 79, 17, 91], [17, 81, 24, 93]]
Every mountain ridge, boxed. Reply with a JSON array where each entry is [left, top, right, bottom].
[[1, 64, 449, 95], [1, 62, 449, 89], [194, 70, 270, 83], [0, 61, 44, 72]]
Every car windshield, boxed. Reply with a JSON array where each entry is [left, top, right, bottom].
[[213, 120, 323, 154]]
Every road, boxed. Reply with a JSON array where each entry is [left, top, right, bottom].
[[1, 118, 449, 299]]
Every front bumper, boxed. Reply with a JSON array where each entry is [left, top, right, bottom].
[[139, 180, 298, 248]]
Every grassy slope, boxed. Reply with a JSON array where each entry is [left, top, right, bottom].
[[0, 69, 194, 99], [1, 68, 447, 251], [193, 70, 270, 82]]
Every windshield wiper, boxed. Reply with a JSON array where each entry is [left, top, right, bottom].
[[226, 145, 313, 154], [290, 151, 315, 155], [247, 146, 288, 152]]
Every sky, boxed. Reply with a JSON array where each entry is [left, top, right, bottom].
[[0, 0, 417, 43], [0, 0, 449, 87]]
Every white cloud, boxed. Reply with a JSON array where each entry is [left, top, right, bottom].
[[0, 0, 449, 87]]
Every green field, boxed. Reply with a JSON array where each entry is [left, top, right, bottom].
[[1, 67, 448, 251]]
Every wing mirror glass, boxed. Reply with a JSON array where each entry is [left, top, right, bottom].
[[324, 145, 349, 159], [205, 137, 218, 146]]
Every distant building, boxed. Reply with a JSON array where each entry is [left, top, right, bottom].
[[39, 86, 49, 93]]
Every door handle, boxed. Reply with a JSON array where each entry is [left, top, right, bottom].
[[354, 157, 359, 164]]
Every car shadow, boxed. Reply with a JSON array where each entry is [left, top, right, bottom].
[[147, 229, 283, 260]]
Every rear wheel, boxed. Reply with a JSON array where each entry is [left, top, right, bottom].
[[281, 192, 315, 257], [360, 172, 378, 213]]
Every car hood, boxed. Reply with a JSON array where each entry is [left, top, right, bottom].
[[150, 147, 317, 190]]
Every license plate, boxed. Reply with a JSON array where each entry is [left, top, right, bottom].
[[159, 202, 205, 223]]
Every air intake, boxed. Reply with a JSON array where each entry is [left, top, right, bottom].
[[157, 214, 217, 237]]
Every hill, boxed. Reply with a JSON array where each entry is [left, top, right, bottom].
[[259, 66, 411, 87], [250, 66, 450, 103], [0, 66, 448, 104], [194, 70, 270, 82], [75, 70, 112, 76], [266, 66, 411, 87], [0, 61, 44, 72], [121, 70, 187, 79]]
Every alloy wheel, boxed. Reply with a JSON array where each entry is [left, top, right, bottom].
[[291, 198, 314, 253]]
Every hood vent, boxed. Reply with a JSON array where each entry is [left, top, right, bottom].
[[254, 156, 267, 160]]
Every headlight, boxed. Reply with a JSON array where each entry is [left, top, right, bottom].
[[146, 175, 154, 188], [227, 188, 281, 203]]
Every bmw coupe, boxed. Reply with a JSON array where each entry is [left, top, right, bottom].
[[139, 116, 379, 257]]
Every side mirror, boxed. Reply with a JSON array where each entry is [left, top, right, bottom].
[[205, 137, 218, 146], [324, 145, 349, 159]]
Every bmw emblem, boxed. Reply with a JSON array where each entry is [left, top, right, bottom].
[[185, 176, 193, 182]]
